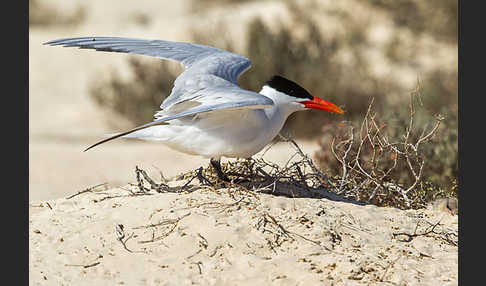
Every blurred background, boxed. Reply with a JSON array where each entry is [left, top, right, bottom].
[[30, 0, 457, 202]]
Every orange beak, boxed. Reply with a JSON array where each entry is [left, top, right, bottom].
[[300, 96, 344, 114]]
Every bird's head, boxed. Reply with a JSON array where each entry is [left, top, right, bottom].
[[261, 75, 344, 114]]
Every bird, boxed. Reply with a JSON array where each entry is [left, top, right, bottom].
[[44, 36, 344, 181]]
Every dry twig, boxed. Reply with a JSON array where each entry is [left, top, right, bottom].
[[136, 212, 191, 244], [114, 224, 145, 253], [392, 220, 458, 246], [329, 84, 444, 209], [135, 165, 170, 193], [66, 183, 108, 199]]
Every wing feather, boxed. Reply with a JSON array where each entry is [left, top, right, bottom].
[[43, 36, 250, 83], [45, 36, 271, 151], [84, 90, 273, 151]]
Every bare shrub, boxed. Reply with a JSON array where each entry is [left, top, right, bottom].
[[315, 82, 457, 209]]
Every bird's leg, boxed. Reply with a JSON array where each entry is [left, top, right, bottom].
[[196, 166, 214, 186], [210, 158, 231, 182]]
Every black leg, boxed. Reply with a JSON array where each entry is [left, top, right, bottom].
[[210, 158, 231, 182]]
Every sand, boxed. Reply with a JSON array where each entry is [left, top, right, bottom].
[[29, 179, 458, 285], [29, 1, 458, 284]]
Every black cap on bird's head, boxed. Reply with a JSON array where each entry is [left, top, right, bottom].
[[264, 75, 344, 114], [265, 75, 314, 100]]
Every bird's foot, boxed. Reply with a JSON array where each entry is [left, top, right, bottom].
[[210, 158, 232, 183]]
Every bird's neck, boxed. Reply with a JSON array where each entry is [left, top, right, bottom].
[[259, 85, 304, 119], [258, 85, 304, 139]]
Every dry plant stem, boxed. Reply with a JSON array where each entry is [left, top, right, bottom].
[[137, 222, 178, 244], [114, 224, 144, 253], [256, 212, 294, 248], [396, 220, 457, 246], [331, 101, 389, 197], [392, 220, 442, 243], [331, 127, 354, 194], [135, 212, 191, 230], [91, 187, 154, 203], [354, 99, 376, 182], [191, 262, 203, 275], [136, 213, 191, 244], [135, 166, 149, 193], [330, 85, 443, 208], [65, 262, 101, 269], [279, 133, 333, 188], [256, 212, 325, 250], [135, 165, 169, 193], [66, 183, 108, 199]]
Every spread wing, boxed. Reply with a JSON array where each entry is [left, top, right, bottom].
[[83, 84, 273, 152], [43, 36, 251, 84], [44, 36, 271, 151]]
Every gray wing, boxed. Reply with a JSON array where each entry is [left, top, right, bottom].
[[84, 85, 273, 151], [45, 36, 271, 151], [43, 36, 251, 84]]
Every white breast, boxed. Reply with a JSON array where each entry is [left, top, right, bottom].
[[127, 108, 280, 158]]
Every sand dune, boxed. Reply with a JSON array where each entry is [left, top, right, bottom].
[[29, 180, 457, 285]]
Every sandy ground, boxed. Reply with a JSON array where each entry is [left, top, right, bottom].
[[29, 181, 458, 285], [29, 1, 458, 285]]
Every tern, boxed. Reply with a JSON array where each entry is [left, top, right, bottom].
[[44, 37, 344, 181]]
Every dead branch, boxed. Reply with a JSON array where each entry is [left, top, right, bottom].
[[136, 212, 191, 244], [328, 81, 445, 209], [134, 212, 191, 229], [114, 223, 145, 253], [65, 262, 101, 269], [279, 133, 333, 187], [135, 165, 170, 193], [66, 183, 108, 199], [391, 219, 457, 246]]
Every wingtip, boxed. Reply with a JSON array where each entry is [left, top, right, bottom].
[[83, 142, 100, 152], [43, 39, 61, 46], [83, 146, 93, 152]]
